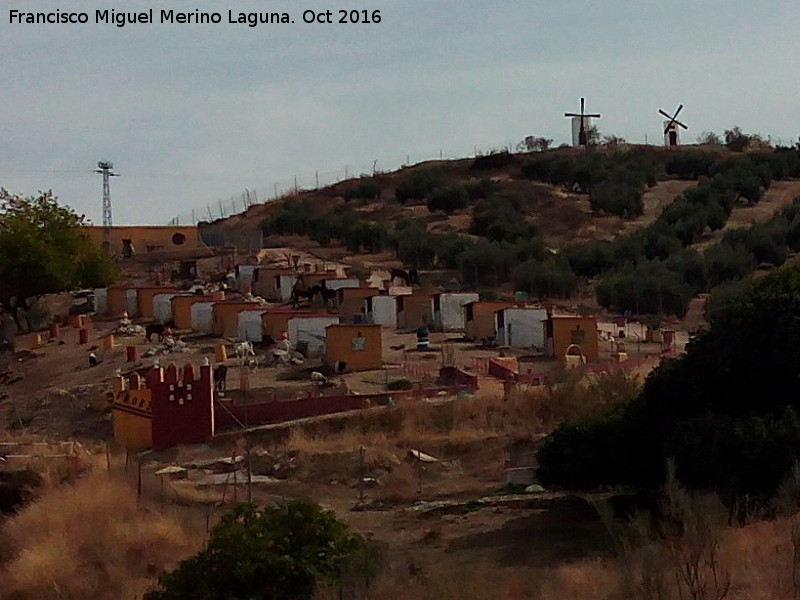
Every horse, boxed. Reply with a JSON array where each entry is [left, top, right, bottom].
[[315, 282, 337, 308], [390, 268, 420, 286], [213, 364, 228, 395], [290, 284, 321, 308]]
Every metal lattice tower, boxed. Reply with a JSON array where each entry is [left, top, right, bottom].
[[94, 161, 118, 226]]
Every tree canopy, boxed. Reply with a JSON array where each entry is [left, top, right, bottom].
[[144, 500, 361, 600], [538, 263, 800, 503], [0, 189, 116, 329]]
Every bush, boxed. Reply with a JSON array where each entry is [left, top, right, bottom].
[[512, 258, 578, 299], [426, 185, 468, 214], [665, 151, 715, 179], [541, 264, 800, 500], [395, 169, 447, 204], [387, 379, 413, 391], [145, 500, 361, 600], [470, 150, 515, 170], [344, 179, 381, 202]]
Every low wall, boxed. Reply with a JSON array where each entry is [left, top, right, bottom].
[[439, 366, 480, 390], [215, 385, 470, 430]]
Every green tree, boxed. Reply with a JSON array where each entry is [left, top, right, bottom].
[[0, 189, 117, 330], [540, 264, 800, 501], [144, 500, 361, 600]]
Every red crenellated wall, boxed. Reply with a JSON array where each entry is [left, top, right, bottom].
[[147, 364, 215, 450]]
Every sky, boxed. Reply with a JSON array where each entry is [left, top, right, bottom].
[[2, 0, 800, 225]]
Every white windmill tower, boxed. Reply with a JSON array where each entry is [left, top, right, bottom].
[[564, 97, 601, 147], [659, 105, 688, 146]]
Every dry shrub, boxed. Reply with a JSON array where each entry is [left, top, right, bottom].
[[0, 473, 203, 600], [278, 370, 641, 459]]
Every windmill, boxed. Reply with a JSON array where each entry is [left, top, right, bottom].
[[659, 104, 688, 147], [564, 97, 601, 147]]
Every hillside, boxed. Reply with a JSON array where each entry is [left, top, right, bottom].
[[204, 144, 800, 325]]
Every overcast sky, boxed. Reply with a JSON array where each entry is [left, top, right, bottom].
[[2, 0, 799, 225]]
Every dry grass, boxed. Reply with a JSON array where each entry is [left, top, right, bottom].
[[0, 473, 203, 600], [280, 369, 640, 456]]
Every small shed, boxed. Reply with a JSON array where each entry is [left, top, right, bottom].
[[235, 265, 258, 291], [397, 293, 434, 330], [321, 278, 360, 292], [153, 293, 178, 324], [464, 301, 518, 342], [337, 287, 380, 322], [191, 302, 215, 333], [171, 294, 212, 330], [137, 286, 178, 319], [106, 285, 129, 317], [433, 292, 479, 332], [365, 295, 399, 328], [237, 308, 270, 341], [212, 301, 263, 337], [261, 309, 324, 338], [277, 274, 299, 302], [546, 315, 599, 363], [288, 315, 340, 355], [325, 324, 383, 372], [125, 288, 139, 317], [252, 267, 294, 300], [495, 307, 548, 349], [93, 288, 108, 315]]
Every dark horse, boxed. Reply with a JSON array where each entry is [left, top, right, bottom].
[[316, 281, 337, 308], [390, 267, 419, 287], [290, 284, 320, 308]]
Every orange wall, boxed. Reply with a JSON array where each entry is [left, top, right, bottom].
[[113, 386, 153, 452], [212, 302, 261, 337], [551, 316, 599, 363], [171, 295, 212, 330], [398, 294, 433, 329], [107, 285, 128, 317], [136, 287, 177, 319], [338, 288, 379, 322], [261, 310, 322, 337], [84, 225, 200, 255], [325, 324, 382, 372], [466, 301, 516, 340], [252, 267, 293, 298]]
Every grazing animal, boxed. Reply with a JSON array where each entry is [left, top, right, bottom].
[[314, 284, 337, 307], [390, 268, 420, 287], [234, 341, 256, 359], [145, 320, 175, 342], [310, 371, 328, 385], [145, 324, 166, 342], [213, 364, 228, 394], [290, 284, 321, 308]]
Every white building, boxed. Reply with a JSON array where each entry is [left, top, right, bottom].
[[322, 278, 360, 291], [495, 307, 548, 349], [433, 293, 480, 332], [288, 315, 340, 355], [125, 289, 138, 317], [153, 293, 177, 324], [664, 120, 681, 146], [277, 274, 298, 302], [190, 301, 215, 334], [365, 295, 398, 328], [236, 265, 258, 291], [237, 308, 269, 341], [93, 288, 108, 315]]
